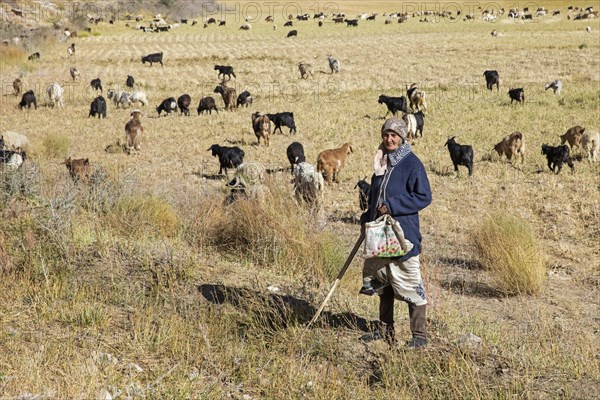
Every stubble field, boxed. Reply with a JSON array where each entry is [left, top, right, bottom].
[[0, 1, 599, 398]]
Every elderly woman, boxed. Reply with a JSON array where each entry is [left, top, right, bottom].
[[360, 117, 432, 348]]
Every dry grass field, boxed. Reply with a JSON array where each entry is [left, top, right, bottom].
[[0, 1, 599, 398]]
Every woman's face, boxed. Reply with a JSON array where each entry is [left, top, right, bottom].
[[382, 131, 402, 151]]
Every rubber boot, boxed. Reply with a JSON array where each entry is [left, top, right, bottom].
[[407, 303, 427, 348]]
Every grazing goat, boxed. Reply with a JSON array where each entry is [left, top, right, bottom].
[[13, 78, 22, 96], [225, 162, 269, 205], [90, 78, 103, 93], [345, 19, 359, 26], [494, 131, 525, 163], [406, 83, 427, 112], [287, 29, 298, 37], [559, 125, 585, 149], [327, 54, 340, 73], [177, 94, 192, 116], [251, 112, 271, 146], [67, 43, 75, 57], [0, 150, 25, 170], [125, 110, 143, 154], [545, 79, 562, 95], [266, 112, 297, 134], [28, 52, 40, 61], [47, 82, 64, 107], [63, 157, 90, 181], [236, 91, 253, 108], [89, 96, 107, 118], [284, 21, 293, 27], [70, 67, 80, 81], [128, 91, 148, 106], [378, 95, 408, 116], [581, 131, 599, 163], [298, 63, 313, 79], [239, 23, 252, 30], [354, 177, 371, 211], [19, 90, 37, 110], [141, 52, 163, 66], [293, 162, 324, 207], [286, 142, 305, 174], [214, 83, 237, 111], [214, 65, 236, 80], [508, 88, 525, 104], [0, 131, 29, 152], [197, 96, 219, 114], [107, 89, 130, 108], [207, 144, 245, 176], [445, 136, 474, 176], [156, 97, 177, 116], [316, 142, 353, 183], [541, 144, 574, 174], [483, 70, 500, 91], [414, 111, 425, 137], [126, 75, 135, 88]]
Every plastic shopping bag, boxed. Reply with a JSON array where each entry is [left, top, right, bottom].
[[364, 215, 412, 258]]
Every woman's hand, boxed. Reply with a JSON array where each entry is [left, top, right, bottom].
[[377, 204, 390, 216]]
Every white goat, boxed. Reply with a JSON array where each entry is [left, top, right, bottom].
[[47, 82, 64, 107]]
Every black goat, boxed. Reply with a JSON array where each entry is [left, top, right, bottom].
[[286, 142, 305, 174], [18, 90, 37, 110], [354, 177, 371, 211], [483, 70, 500, 91], [214, 65, 236, 80], [445, 136, 473, 176], [142, 52, 163, 67], [177, 94, 192, 116], [236, 91, 253, 108], [541, 144, 574, 174], [345, 19, 359, 26], [126, 75, 135, 88], [197, 97, 219, 115], [508, 88, 525, 104], [28, 52, 40, 61], [89, 96, 107, 118], [378, 95, 408, 117], [287, 30, 298, 37], [284, 21, 293, 27], [207, 144, 245, 176], [156, 97, 177, 116], [266, 112, 297, 134], [90, 78, 103, 93], [414, 111, 425, 137]]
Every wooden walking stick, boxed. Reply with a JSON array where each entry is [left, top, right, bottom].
[[308, 231, 365, 327]]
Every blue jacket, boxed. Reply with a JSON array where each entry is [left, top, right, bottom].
[[360, 152, 432, 261]]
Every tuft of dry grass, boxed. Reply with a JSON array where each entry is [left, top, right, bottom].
[[0, 45, 26, 66], [42, 134, 71, 158], [110, 195, 180, 238], [474, 212, 546, 295]]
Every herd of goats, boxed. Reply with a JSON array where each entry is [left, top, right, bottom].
[[1, 5, 599, 209]]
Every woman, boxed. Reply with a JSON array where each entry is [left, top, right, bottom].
[[360, 117, 432, 348]]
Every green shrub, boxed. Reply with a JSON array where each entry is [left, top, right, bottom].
[[474, 213, 546, 295]]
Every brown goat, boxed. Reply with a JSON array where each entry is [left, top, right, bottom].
[[214, 83, 237, 111], [298, 63, 313, 79], [316, 142, 353, 183], [13, 78, 22, 96], [494, 131, 525, 163], [63, 157, 90, 181], [560, 126, 585, 149], [125, 110, 143, 154], [251, 112, 271, 146], [407, 83, 427, 112], [70, 66, 80, 81]]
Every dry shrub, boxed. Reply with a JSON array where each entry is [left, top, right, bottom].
[[0, 45, 26, 66], [42, 134, 71, 158], [474, 213, 546, 295], [205, 184, 345, 281], [110, 195, 179, 238]]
